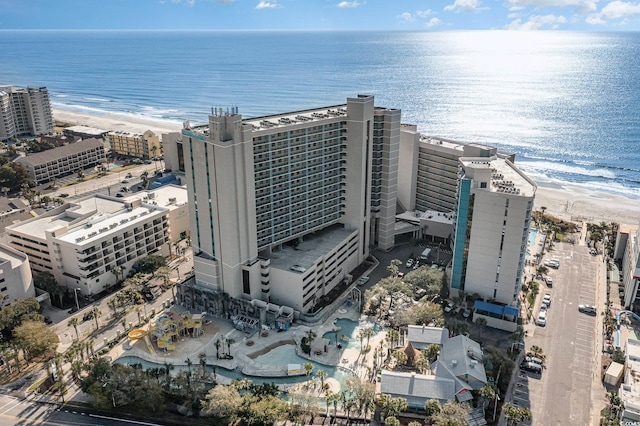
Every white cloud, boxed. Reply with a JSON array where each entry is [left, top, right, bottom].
[[255, 1, 280, 9], [400, 12, 416, 22], [506, 13, 568, 28], [425, 17, 443, 27], [444, 0, 483, 13], [586, 0, 640, 23], [337, 1, 361, 8], [416, 9, 435, 17], [507, 0, 598, 13]]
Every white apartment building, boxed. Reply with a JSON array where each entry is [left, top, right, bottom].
[[6, 195, 170, 296], [15, 138, 106, 184], [614, 223, 640, 311], [0, 243, 34, 306], [398, 126, 515, 214], [108, 130, 161, 159], [0, 85, 54, 140], [176, 95, 400, 314], [450, 156, 536, 304]]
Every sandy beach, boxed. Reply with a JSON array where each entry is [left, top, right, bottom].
[[53, 108, 640, 226], [53, 108, 182, 135]]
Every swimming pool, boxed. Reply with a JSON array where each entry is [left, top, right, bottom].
[[528, 229, 538, 248], [115, 354, 351, 388], [322, 318, 381, 349]]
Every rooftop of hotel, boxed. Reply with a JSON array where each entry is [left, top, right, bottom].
[[460, 156, 536, 198], [184, 101, 400, 137], [266, 225, 356, 272], [57, 203, 166, 246], [123, 184, 188, 208], [7, 195, 166, 242], [0, 243, 27, 268], [108, 129, 157, 137], [396, 210, 455, 225]]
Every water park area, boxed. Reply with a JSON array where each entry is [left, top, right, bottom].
[[115, 298, 388, 395]]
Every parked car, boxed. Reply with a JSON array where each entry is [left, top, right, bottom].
[[444, 301, 455, 314], [545, 276, 553, 287], [59, 193, 69, 198], [406, 258, 414, 268], [356, 276, 370, 286], [543, 293, 552, 308], [121, 179, 129, 184], [290, 265, 306, 273], [537, 311, 547, 326], [397, 272, 405, 278], [462, 308, 471, 319], [525, 356, 544, 366], [578, 304, 597, 315], [520, 361, 543, 374]]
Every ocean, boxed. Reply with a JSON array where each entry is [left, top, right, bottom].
[[1, 30, 639, 197]]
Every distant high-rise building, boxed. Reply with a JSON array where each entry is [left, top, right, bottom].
[[0, 85, 54, 141], [176, 95, 400, 313], [450, 156, 536, 304]]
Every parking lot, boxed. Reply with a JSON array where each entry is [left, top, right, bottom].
[[512, 238, 602, 425]]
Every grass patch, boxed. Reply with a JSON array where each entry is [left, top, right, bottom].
[[28, 376, 48, 391]]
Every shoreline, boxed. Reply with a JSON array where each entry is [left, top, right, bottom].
[[52, 107, 640, 225]]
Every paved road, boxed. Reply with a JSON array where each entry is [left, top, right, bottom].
[[0, 394, 164, 425], [520, 239, 600, 425]]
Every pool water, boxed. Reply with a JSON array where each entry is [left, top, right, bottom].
[[115, 354, 352, 388], [528, 229, 538, 248], [322, 318, 381, 349]]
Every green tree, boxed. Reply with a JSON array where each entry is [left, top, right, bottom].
[[136, 255, 166, 275], [68, 317, 80, 341], [13, 320, 59, 361], [385, 417, 401, 426], [424, 398, 442, 416], [201, 384, 241, 420], [475, 317, 488, 338], [431, 401, 469, 426], [303, 362, 314, 380], [238, 394, 288, 426], [422, 343, 440, 363]]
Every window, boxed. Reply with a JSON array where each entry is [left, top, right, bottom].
[[242, 270, 250, 295]]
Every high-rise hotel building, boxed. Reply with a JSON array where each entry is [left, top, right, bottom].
[[0, 85, 54, 141], [178, 95, 400, 313], [450, 156, 536, 304]]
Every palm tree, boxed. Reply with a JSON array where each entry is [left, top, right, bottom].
[[333, 328, 340, 345], [415, 358, 431, 374], [475, 317, 487, 338], [317, 370, 328, 390], [303, 363, 314, 381], [90, 306, 101, 330], [1, 187, 9, 198], [225, 338, 235, 357], [215, 338, 221, 359], [111, 266, 122, 284], [305, 329, 317, 345], [52, 381, 67, 403], [386, 329, 400, 350], [67, 317, 80, 341], [107, 298, 118, 318], [362, 327, 375, 350]]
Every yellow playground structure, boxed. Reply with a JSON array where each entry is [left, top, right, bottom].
[[148, 312, 205, 352]]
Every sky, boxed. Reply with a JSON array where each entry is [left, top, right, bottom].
[[1, 0, 639, 31]]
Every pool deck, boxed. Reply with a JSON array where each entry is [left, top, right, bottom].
[[109, 299, 385, 387]]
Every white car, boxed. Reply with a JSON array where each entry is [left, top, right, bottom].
[[537, 311, 547, 326], [444, 301, 455, 313], [290, 265, 306, 273], [462, 308, 471, 319], [545, 276, 553, 287], [578, 304, 597, 315], [406, 258, 414, 268], [356, 276, 370, 286], [543, 293, 552, 308]]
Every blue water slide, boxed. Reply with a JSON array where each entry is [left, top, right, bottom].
[[616, 310, 640, 349]]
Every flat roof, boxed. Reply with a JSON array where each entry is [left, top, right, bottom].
[[266, 225, 356, 271], [0, 243, 27, 268], [64, 125, 109, 135], [460, 156, 536, 198], [123, 184, 187, 208], [8, 212, 75, 240], [57, 203, 166, 246]]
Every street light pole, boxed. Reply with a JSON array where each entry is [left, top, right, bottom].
[[74, 288, 81, 312]]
